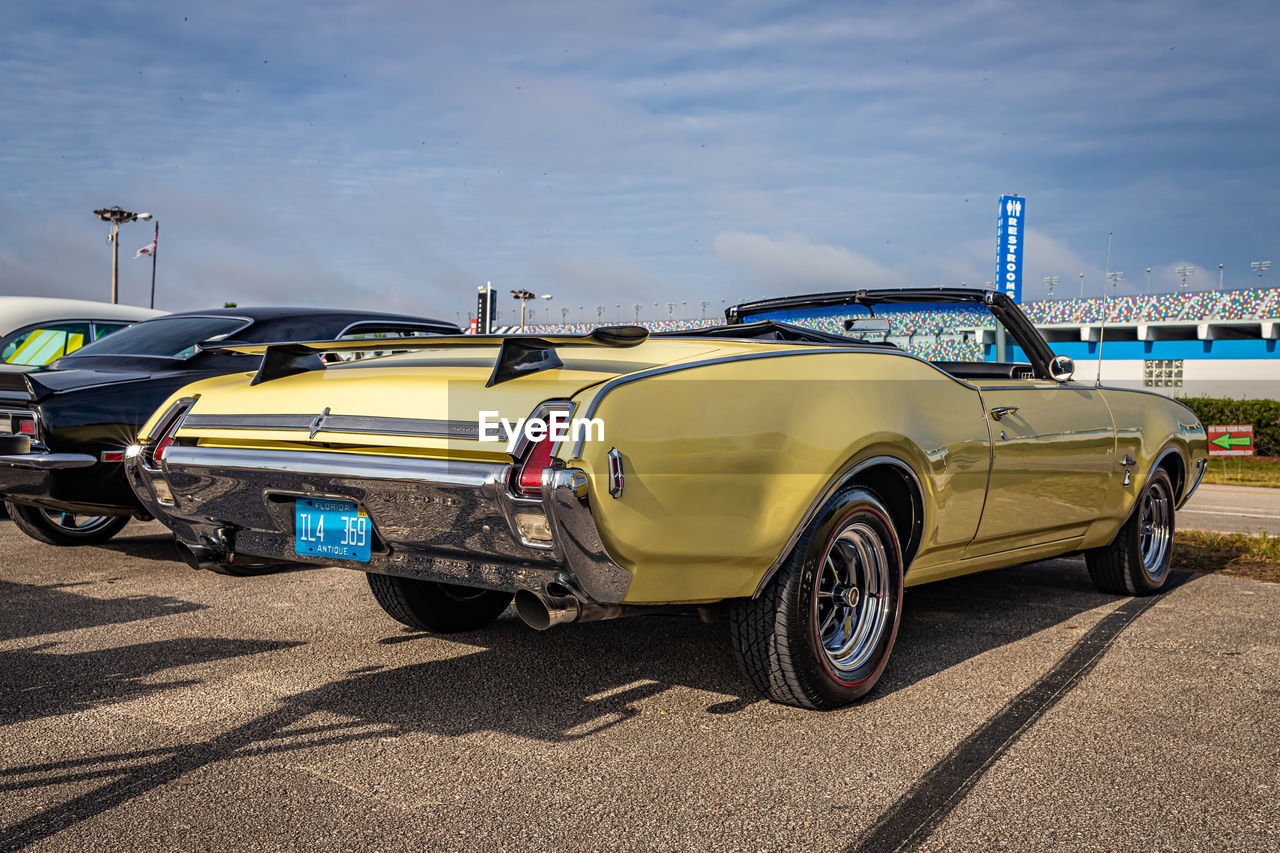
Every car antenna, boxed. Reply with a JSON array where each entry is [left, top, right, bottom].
[[1095, 231, 1113, 387]]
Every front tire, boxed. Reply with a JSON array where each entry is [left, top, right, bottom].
[[5, 502, 130, 546], [728, 487, 904, 710], [367, 573, 513, 633], [1086, 468, 1175, 595]]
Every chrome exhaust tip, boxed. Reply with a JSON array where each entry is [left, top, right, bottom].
[[174, 539, 223, 571], [514, 589, 579, 631], [515, 585, 628, 630]]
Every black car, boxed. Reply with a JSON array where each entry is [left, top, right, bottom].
[[0, 307, 458, 557]]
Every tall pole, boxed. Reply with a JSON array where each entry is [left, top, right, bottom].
[[149, 220, 159, 309], [110, 220, 120, 304], [1218, 263, 1223, 292], [94, 206, 143, 304]]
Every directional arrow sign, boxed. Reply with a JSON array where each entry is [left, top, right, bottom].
[[1207, 424, 1254, 457]]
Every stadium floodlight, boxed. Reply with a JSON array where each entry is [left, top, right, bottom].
[[1145, 267, 1152, 294], [1252, 260, 1271, 283], [1175, 265, 1195, 290], [92, 206, 147, 304], [510, 288, 538, 331], [1218, 263, 1224, 292], [1043, 275, 1059, 299], [1107, 271, 1124, 294], [1078, 273, 1085, 299]]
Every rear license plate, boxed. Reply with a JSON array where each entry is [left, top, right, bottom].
[[294, 498, 371, 562]]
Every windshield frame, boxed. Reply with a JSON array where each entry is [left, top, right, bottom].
[[59, 314, 253, 360]]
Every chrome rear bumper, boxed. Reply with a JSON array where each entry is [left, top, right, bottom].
[[0, 452, 96, 470], [126, 446, 631, 604]]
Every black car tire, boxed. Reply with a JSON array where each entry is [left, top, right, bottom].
[[367, 573, 514, 633], [1086, 468, 1176, 595], [728, 486, 904, 710], [6, 502, 130, 546]]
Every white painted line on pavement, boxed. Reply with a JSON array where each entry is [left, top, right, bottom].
[[1182, 509, 1280, 520]]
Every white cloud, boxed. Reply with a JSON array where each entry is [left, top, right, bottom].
[[714, 232, 908, 292]]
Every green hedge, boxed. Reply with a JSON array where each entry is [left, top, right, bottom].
[[1177, 397, 1280, 456]]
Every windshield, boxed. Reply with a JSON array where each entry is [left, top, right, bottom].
[[740, 301, 998, 362], [62, 316, 249, 359]]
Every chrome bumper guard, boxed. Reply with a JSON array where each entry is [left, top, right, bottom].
[[126, 446, 632, 604], [0, 452, 97, 470]]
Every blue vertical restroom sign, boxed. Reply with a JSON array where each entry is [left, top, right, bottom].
[[996, 195, 1025, 303]]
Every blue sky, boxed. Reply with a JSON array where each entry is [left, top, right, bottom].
[[2, 0, 1277, 325]]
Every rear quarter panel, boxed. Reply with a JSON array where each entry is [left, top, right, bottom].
[[564, 351, 993, 604]]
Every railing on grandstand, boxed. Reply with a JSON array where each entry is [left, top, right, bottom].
[[495, 288, 1280, 338]]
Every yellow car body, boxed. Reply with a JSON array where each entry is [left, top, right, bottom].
[[126, 289, 1208, 708]]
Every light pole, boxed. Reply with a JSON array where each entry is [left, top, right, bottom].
[[541, 293, 552, 324], [510, 289, 539, 331], [1107, 271, 1124, 297], [1176, 265, 1195, 291], [1218, 263, 1224, 292], [93, 206, 145, 304], [1078, 272, 1085, 299], [1043, 275, 1059, 300], [1252, 260, 1271, 285], [1145, 267, 1151, 294]]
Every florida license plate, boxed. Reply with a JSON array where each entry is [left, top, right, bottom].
[[294, 498, 371, 562]]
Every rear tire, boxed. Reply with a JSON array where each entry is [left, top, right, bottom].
[[1086, 468, 1175, 595], [367, 573, 513, 633], [5, 502, 129, 546], [728, 487, 904, 710]]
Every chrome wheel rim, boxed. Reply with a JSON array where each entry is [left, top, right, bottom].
[[40, 510, 118, 535], [1139, 479, 1173, 582], [815, 521, 893, 675]]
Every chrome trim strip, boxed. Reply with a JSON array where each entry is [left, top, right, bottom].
[[160, 446, 504, 487], [751, 454, 925, 598], [0, 452, 96, 470], [181, 413, 481, 440]]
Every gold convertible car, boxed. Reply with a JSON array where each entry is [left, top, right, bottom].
[[125, 289, 1208, 709]]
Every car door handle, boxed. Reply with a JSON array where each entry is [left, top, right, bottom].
[[989, 406, 1019, 421]]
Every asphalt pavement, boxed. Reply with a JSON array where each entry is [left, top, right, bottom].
[[1, 518, 1277, 852], [1183, 483, 1280, 535]]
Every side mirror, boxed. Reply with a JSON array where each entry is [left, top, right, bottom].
[[1049, 354, 1075, 382]]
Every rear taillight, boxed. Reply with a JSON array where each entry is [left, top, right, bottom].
[[513, 433, 556, 496], [508, 403, 572, 498], [13, 415, 35, 436], [147, 398, 195, 466]]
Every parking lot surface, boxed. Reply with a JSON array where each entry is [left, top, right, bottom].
[[1, 518, 1277, 852]]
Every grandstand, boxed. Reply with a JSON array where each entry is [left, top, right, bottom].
[[486, 287, 1280, 399]]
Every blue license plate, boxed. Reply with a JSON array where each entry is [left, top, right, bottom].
[[294, 498, 372, 562]]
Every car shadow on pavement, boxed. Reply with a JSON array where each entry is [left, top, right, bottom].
[[0, 558, 1171, 849], [0, 579, 206, 643], [0, 637, 304, 728], [872, 556, 1130, 700]]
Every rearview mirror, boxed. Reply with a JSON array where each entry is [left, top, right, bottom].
[[843, 317, 892, 337], [1049, 355, 1074, 382]]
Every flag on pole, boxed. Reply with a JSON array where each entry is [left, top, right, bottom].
[[135, 233, 157, 258]]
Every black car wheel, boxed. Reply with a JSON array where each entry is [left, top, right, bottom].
[[6, 502, 130, 546], [367, 573, 514, 633], [729, 486, 904, 710], [1086, 468, 1176, 595]]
